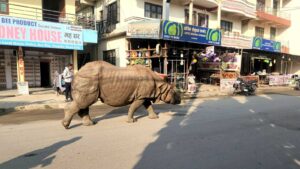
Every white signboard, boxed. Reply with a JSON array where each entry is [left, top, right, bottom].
[[220, 79, 236, 93], [17, 82, 29, 95]]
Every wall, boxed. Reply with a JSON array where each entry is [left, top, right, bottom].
[[99, 37, 127, 67], [8, 0, 43, 20], [281, 0, 300, 56], [6, 0, 76, 20]]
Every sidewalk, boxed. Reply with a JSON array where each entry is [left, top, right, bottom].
[[0, 85, 295, 114], [0, 88, 103, 114]]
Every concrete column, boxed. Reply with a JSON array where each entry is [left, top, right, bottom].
[[73, 50, 78, 73], [162, 0, 170, 20], [217, 0, 222, 29], [279, 0, 283, 9], [4, 50, 12, 89], [189, 0, 193, 25]]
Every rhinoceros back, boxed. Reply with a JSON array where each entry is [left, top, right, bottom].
[[72, 61, 159, 108]]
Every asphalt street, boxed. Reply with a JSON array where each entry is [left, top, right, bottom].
[[1, 93, 300, 169]]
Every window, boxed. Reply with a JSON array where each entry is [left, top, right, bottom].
[[99, 10, 103, 21], [221, 20, 233, 32], [0, 0, 8, 14], [145, 3, 162, 19], [255, 26, 264, 37], [270, 27, 276, 40], [185, 10, 208, 26], [103, 50, 116, 65], [198, 13, 209, 27], [107, 1, 119, 25]]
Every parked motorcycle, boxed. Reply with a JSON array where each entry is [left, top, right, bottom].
[[233, 78, 257, 96], [294, 78, 300, 90]]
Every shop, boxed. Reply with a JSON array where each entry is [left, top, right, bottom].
[[0, 15, 97, 92], [126, 20, 222, 91], [241, 37, 291, 86]]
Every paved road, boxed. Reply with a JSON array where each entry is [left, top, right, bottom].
[[1, 94, 300, 169]]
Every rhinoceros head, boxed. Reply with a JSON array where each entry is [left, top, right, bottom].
[[159, 83, 181, 104]]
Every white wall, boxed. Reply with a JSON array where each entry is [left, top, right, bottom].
[[281, 0, 300, 55], [99, 37, 127, 67]]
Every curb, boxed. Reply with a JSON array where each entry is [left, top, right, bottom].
[[0, 87, 295, 114]]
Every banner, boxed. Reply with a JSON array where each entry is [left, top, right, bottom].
[[162, 20, 221, 45], [127, 20, 161, 39], [0, 15, 83, 50], [252, 37, 281, 53]]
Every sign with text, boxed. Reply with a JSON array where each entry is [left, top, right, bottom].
[[17, 82, 29, 95], [252, 37, 281, 53], [127, 20, 161, 39], [0, 15, 83, 50], [162, 20, 221, 45], [220, 79, 236, 93]]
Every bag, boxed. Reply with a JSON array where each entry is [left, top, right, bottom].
[[61, 78, 65, 87]]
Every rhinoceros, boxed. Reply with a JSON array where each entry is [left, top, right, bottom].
[[62, 61, 181, 129]]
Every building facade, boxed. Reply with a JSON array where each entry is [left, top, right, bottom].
[[0, 0, 97, 90]]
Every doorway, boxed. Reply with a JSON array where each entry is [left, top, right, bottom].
[[42, 0, 65, 22], [40, 62, 50, 87]]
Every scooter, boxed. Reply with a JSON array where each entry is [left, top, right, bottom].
[[233, 78, 257, 96]]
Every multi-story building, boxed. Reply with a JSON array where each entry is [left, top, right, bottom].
[[0, 0, 97, 90], [77, 0, 300, 86]]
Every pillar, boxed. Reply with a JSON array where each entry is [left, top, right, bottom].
[[17, 47, 25, 82], [189, 0, 194, 25], [217, 0, 222, 29], [73, 50, 78, 74], [4, 49, 12, 89]]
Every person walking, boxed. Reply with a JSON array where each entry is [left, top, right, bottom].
[[63, 64, 74, 102]]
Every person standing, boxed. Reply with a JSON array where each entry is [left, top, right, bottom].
[[53, 71, 60, 96], [63, 64, 74, 102]]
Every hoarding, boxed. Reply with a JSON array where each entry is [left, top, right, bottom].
[[252, 37, 281, 53], [0, 15, 83, 50], [162, 20, 221, 45], [127, 20, 161, 39]]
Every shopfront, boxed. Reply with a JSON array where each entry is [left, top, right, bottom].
[[0, 15, 85, 91], [127, 20, 222, 91]]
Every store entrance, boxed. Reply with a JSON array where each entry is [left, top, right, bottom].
[[40, 62, 50, 87]]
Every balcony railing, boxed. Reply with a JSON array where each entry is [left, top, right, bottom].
[[96, 20, 117, 37], [222, 31, 253, 49], [222, 0, 256, 18], [2, 2, 96, 29], [256, 5, 291, 20]]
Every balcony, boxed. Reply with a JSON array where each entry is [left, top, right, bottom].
[[222, 31, 252, 49], [221, 0, 256, 19], [256, 6, 291, 27], [96, 20, 117, 37], [172, 0, 218, 9], [3, 2, 96, 29]]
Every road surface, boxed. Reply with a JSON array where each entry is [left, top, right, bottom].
[[1, 93, 300, 169]]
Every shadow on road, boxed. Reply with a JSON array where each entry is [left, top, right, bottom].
[[132, 94, 300, 169], [0, 137, 81, 169]]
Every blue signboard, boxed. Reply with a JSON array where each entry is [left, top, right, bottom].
[[0, 15, 83, 50], [252, 37, 281, 53], [83, 29, 98, 44], [162, 20, 221, 46]]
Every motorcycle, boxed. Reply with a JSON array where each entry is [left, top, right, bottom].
[[233, 78, 257, 96], [294, 78, 300, 90]]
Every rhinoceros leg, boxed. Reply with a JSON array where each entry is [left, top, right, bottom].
[[78, 107, 95, 126], [62, 101, 80, 129], [143, 100, 159, 119], [127, 100, 144, 123]]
